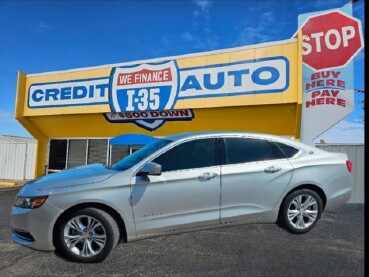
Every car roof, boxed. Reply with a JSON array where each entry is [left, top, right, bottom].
[[163, 131, 322, 152], [165, 131, 290, 142]]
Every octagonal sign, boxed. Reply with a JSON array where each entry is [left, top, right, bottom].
[[300, 10, 364, 70]]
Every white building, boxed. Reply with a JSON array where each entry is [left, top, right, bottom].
[[0, 135, 36, 180]]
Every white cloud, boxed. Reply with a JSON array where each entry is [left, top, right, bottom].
[[0, 109, 14, 121], [180, 31, 218, 50], [314, 119, 364, 143], [313, 0, 330, 9], [261, 11, 275, 24], [192, 0, 212, 25], [34, 22, 52, 34], [182, 0, 217, 51], [194, 36, 218, 50], [236, 25, 274, 45], [181, 32, 195, 42], [193, 0, 212, 13], [235, 9, 276, 46]]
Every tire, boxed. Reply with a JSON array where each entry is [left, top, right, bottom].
[[280, 189, 323, 234], [54, 208, 120, 263]]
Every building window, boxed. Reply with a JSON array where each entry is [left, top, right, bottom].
[[67, 139, 87, 169], [48, 138, 144, 172], [110, 145, 130, 166], [88, 139, 109, 165], [48, 139, 67, 170]]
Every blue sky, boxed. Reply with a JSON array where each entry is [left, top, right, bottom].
[[0, 0, 364, 143]]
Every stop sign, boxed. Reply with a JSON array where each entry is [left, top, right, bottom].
[[300, 10, 363, 70]]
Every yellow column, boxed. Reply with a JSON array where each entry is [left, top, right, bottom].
[[15, 72, 48, 178]]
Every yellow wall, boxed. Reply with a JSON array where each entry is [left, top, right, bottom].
[[29, 104, 299, 138]]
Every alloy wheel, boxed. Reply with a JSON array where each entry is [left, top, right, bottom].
[[63, 215, 107, 257], [287, 194, 319, 230]]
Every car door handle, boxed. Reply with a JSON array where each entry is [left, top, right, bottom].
[[264, 166, 282, 173], [198, 172, 218, 181]]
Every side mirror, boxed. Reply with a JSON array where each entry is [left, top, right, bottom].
[[137, 162, 162, 176]]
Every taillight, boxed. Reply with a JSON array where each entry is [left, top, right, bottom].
[[346, 160, 352, 173]]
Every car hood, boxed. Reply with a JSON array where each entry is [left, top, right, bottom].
[[19, 164, 117, 195]]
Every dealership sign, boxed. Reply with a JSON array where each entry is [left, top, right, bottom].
[[107, 57, 288, 130], [104, 109, 194, 131], [28, 78, 109, 108], [109, 61, 179, 113], [28, 56, 289, 131], [301, 10, 363, 70], [28, 57, 289, 110], [109, 56, 289, 112], [298, 3, 363, 144]]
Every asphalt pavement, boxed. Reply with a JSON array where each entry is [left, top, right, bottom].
[[0, 187, 364, 276]]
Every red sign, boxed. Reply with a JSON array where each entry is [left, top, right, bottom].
[[117, 68, 172, 86], [300, 10, 363, 70], [305, 71, 346, 109]]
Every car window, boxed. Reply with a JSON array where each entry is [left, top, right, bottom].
[[153, 138, 216, 172], [274, 142, 300, 158], [223, 137, 285, 164]]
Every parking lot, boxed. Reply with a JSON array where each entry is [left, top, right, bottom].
[[0, 186, 364, 276]]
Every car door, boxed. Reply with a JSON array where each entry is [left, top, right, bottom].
[[220, 136, 294, 223], [131, 137, 221, 236]]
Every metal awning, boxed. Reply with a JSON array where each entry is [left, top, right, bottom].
[[109, 134, 157, 146]]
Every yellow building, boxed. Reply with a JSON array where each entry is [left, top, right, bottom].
[[15, 37, 302, 178]]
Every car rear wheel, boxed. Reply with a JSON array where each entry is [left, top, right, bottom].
[[280, 189, 323, 234], [55, 208, 119, 263]]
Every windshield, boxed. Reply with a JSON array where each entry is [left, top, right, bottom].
[[112, 139, 172, 171]]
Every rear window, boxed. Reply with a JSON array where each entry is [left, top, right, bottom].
[[274, 142, 300, 158], [224, 137, 285, 164]]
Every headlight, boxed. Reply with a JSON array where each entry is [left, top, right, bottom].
[[13, 196, 48, 209]]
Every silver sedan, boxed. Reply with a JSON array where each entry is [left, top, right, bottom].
[[11, 132, 353, 262]]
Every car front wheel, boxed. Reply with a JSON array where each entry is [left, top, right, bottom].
[[280, 189, 323, 234], [55, 208, 120, 263]]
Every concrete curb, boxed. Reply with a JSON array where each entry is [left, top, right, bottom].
[[0, 181, 17, 187]]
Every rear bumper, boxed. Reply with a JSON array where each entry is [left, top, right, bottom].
[[324, 174, 353, 211]]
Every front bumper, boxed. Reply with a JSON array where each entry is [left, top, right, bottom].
[[10, 203, 63, 251]]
